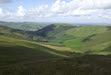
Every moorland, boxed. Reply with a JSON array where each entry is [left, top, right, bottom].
[[0, 21, 111, 75]]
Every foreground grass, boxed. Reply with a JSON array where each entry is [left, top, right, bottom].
[[0, 55, 111, 75]]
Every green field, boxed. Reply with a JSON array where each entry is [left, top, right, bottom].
[[63, 38, 82, 50], [64, 26, 109, 51]]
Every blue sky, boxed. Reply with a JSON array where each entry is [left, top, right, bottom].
[[0, 0, 111, 23]]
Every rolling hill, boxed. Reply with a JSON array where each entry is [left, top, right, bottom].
[[0, 26, 35, 40], [79, 30, 111, 55], [0, 23, 111, 75], [34, 24, 111, 55], [0, 25, 40, 41], [0, 36, 111, 75], [0, 21, 49, 31], [0, 35, 73, 66], [33, 23, 76, 45], [64, 26, 109, 50]]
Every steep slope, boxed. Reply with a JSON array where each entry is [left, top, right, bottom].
[[0, 36, 71, 66], [79, 30, 111, 55], [0, 26, 36, 40], [0, 22, 49, 31], [64, 26, 109, 50], [34, 23, 76, 45]]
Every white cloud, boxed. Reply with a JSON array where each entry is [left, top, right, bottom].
[[50, 0, 111, 16], [1, 0, 111, 21], [24, 5, 54, 19], [28, 5, 48, 16], [17, 6, 26, 17], [0, 8, 3, 14]]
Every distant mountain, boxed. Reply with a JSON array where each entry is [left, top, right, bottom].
[[0, 21, 49, 31], [72, 23, 111, 26]]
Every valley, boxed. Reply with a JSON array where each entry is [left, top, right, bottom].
[[0, 22, 111, 75]]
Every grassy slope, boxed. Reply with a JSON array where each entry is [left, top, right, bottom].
[[64, 26, 108, 50], [35, 23, 76, 45], [79, 30, 111, 55], [0, 26, 35, 40], [39, 44, 73, 52], [0, 55, 111, 75], [0, 24, 111, 74], [38, 43, 74, 56], [0, 36, 71, 66]]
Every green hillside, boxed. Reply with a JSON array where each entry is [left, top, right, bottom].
[[0, 22, 49, 31], [0, 55, 111, 75], [34, 23, 76, 45], [64, 26, 109, 50], [0, 26, 35, 40], [0, 24, 111, 75], [79, 30, 111, 55], [0, 35, 72, 66], [31, 25, 111, 55]]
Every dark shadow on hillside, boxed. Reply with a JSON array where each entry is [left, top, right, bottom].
[[0, 55, 111, 75], [82, 34, 96, 42], [0, 46, 60, 66], [35, 25, 56, 37]]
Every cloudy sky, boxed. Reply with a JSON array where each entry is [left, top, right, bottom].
[[0, 0, 111, 23]]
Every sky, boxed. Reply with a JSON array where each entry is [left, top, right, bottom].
[[0, 0, 111, 23]]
